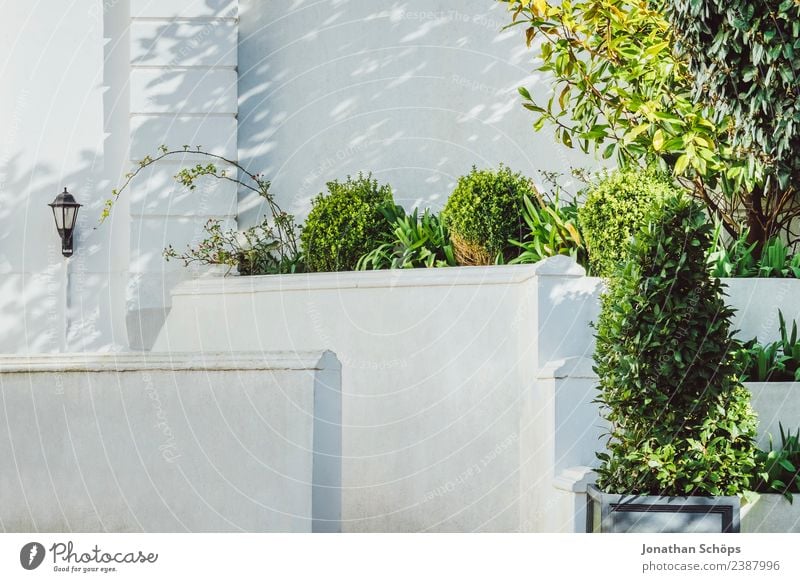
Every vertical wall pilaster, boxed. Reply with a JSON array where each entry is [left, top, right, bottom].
[[127, 0, 238, 350]]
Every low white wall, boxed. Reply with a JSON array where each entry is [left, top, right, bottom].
[[524, 359, 603, 532], [0, 351, 341, 533], [155, 257, 600, 531], [152, 258, 800, 532]]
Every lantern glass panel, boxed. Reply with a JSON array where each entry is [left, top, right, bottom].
[[64, 206, 77, 230], [51, 206, 65, 230]]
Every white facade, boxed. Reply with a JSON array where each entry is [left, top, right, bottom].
[[3, 2, 798, 535], [0, 1, 129, 353], [0, 1, 584, 353]]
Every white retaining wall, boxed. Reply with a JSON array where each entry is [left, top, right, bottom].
[[155, 257, 598, 531], [0, 351, 341, 533], [153, 258, 800, 531]]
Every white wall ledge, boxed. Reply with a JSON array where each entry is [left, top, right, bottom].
[[538, 357, 596, 380], [0, 351, 335, 373], [170, 256, 588, 296], [553, 466, 597, 493], [130, 65, 238, 70], [131, 16, 239, 22]]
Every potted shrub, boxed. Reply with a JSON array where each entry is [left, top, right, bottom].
[[442, 165, 535, 265], [587, 193, 757, 533]]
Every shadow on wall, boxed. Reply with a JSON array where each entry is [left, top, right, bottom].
[[122, 1, 595, 277], [0, 146, 132, 353], [0, 0, 130, 353], [236, 0, 591, 227], [124, 0, 241, 351], [76, 1, 597, 351]]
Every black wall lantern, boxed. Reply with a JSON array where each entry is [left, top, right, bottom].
[[49, 188, 82, 257]]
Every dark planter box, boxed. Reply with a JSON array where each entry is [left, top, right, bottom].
[[586, 484, 740, 533]]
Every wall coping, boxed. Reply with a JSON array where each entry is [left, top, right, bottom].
[[537, 359, 800, 387], [170, 255, 588, 297], [0, 351, 336, 373], [538, 357, 596, 380], [168, 259, 800, 299], [553, 466, 597, 493]]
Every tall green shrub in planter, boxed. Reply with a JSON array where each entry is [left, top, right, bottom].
[[589, 194, 757, 532], [301, 173, 394, 272], [579, 169, 676, 278], [443, 165, 535, 265]]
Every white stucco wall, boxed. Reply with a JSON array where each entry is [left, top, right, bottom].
[[0, 0, 131, 353], [237, 0, 587, 226], [0, 351, 341, 532], [152, 257, 597, 531], [126, 0, 240, 351]]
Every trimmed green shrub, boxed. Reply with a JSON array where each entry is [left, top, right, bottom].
[[579, 169, 678, 277], [301, 173, 394, 272], [593, 194, 757, 496], [443, 165, 535, 265]]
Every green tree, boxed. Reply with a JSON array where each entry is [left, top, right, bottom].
[[500, 0, 800, 248], [666, 0, 800, 247]]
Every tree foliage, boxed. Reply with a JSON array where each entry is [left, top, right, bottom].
[[501, 0, 800, 247], [667, 0, 800, 244]]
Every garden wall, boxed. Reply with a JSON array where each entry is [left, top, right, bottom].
[[155, 256, 599, 531], [154, 257, 800, 532], [0, 351, 341, 533]]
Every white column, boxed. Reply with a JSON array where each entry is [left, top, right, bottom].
[[127, 0, 239, 350]]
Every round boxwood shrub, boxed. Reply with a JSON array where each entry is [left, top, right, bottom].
[[579, 169, 677, 277], [301, 173, 394, 272], [593, 194, 757, 496], [443, 165, 534, 265]]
